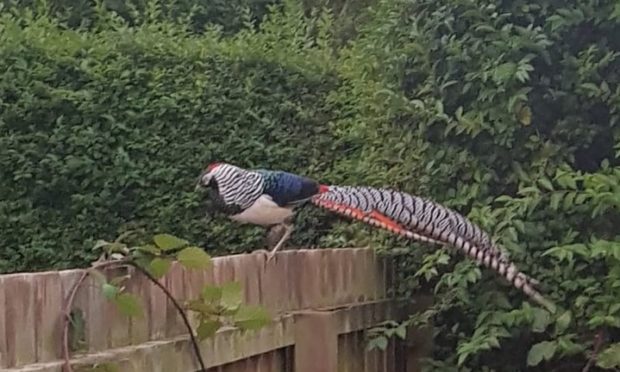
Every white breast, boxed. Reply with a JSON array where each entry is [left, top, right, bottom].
[[229, 195, 294, 226]]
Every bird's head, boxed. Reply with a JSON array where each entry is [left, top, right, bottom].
[[195, 162, 225, 191]]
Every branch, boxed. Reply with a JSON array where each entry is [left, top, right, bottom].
[[62, 260, 127, 372], [62, 270, 88, 372], [126, 261, 207, 371], [582, 328, 605, 372]]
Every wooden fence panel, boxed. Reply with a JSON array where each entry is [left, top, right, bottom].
[[0, 248, 429, 372]]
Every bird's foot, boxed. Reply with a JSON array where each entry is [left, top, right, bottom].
[[251, 249, 278, 270], [254, 248, 282, 266], [266, 250, 278, 264], [252, 249, 270, 260]]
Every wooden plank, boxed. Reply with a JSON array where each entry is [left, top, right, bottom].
[[294, 311, 338, 372], [128, 271, 150, 345], [4, 274, 37, 367], [84, 273, 107, 352], [165, 263, 187, 338], [261, 251, 289, 313], [235, 253, 262, 307], [148, 274, 168, 340], [299, 251, 322, 309], [286, 251, 304, 310], [0, 276, 7, 368], [34, 272, 63, 362], [105, 266, 131, 348]]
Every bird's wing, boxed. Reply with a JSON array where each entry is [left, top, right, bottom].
[[257, 170, 321, 207]]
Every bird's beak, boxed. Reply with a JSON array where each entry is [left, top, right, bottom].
[[195, 171, 213, 192], [194, 173, 206, 192]]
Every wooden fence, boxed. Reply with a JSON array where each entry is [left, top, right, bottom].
[[0, 248, 431, 372]]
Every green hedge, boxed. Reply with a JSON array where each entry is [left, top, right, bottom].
[[0, 5, 340, 272], [2, 0, 280, 32]]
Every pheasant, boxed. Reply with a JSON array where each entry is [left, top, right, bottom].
[[195, 162, 554, 311], [195, 162, 327, 259]]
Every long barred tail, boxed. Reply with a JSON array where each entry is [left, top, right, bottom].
[[312, 185, 555, 312]]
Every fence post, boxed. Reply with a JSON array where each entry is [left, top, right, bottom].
[[294, 310, 338, 372]]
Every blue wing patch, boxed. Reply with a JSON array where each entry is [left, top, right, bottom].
[[257, 170, 320, 207]]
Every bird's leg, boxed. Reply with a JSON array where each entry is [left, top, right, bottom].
[[253, 224, 284, 259], [264, 224, 287, 250], [266, 222, 294, 263]]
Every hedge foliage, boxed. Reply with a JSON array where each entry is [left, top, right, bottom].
[[1, 0, 279, 32], [0, 2, 340, 272], [329, 0, 620, 370], [1, 0, 620, 370]]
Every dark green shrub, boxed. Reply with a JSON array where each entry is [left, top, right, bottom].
[[327, 0, 620, 370]]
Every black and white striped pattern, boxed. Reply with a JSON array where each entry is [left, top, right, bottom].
[[312, 186, 553, 311], [209, 164, 266, 210]]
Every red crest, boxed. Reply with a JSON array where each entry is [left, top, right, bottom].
[[206, 162, 222, 171]]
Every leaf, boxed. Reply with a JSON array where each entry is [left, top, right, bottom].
[[563, 192, 576, 209], [550, 192, 563, 210], [494, 62, 516, 82], [395, 325, 407, 340], [136, 244, 161, 255], [597, 343, 620, 369], [517, 105, 532, 126], [68, 309, 87, 352], [555, 310, 571, 333], [220, 281, 242, 311], [196, 319, 222, 340], [103, 242, 127, 254], [527, 341, 557, 366], [186, 299, 218, 314], [102, 283, 120, 300], [539, 177, 554, 191], [114, 293, 143, 318], [367, 336, 388, 351], [149, 258, 172, 279], [233, 305, 271, 330], [153, 234, 188, 251], [201, 285, 223, 303], [575, 193, 588, 205], [93, 239, 112, 251], [532, 308, 551, 332], [177, 246, 211, 269], [580, 82, 600, 94]]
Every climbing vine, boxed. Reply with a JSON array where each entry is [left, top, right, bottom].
[[62, 233, 271, 372]]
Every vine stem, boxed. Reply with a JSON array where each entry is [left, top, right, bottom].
[[61, 258, 207, 372], [582, 328, 604, 372], [126, 261, 207, 371], [62, 269, 89, 372], [62, 259, 126, 372]]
